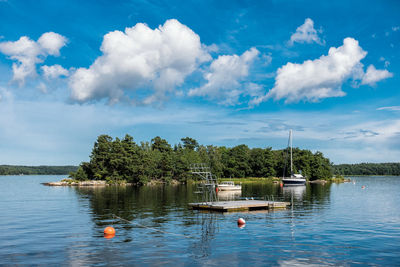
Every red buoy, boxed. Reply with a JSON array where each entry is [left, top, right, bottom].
[[237, 218, 246, 225], [216, 187, 219, 193], [104, 226, 116, 235]]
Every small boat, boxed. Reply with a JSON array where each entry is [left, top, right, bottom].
[[282, 130, 306, 186], [217, 181, 242, 191]]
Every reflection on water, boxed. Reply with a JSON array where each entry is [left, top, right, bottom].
[[282, 185, 306, 201], [2, 176, 400, 266], [191, 212, 220, 258], [216, 190, 241, 201], [74, 185, 197, 226], [73, 182, 333, 229]]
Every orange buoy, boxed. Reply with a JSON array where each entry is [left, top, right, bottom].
[[280, 183, 283, 188], [104, 226, 116, 235], [237, 218, 246, 225], [216, 187, 219, 193], [362, 186, 366, 189]]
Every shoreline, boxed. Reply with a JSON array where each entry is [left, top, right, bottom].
[[42, 177, 351, 187], [42, 178, 181, 187]]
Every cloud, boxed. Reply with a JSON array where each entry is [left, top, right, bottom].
[[379, 57, 390, 68], [251, 38, 393, 105], [377, 106, 400, 111], [258, 121, 304, 133], [288, 18, 324, 45], [0, 87, 13, 103], [361, 65, 393, 85], [37, 82, 48, 93], [69, 19, 211, 104], [188, 47, 260, 105], [334, 129, 379, 140], [252, 38, 366, 104], [330, 119, 400, 155], [37, 32, 67, 56], [41, 64, 69, 80], [261, 53, 272, 65], [0, 32, 67, 86]]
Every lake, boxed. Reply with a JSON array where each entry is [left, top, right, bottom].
[[1, 175, 400, 266]]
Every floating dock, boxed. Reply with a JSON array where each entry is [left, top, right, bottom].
[[189, 200, 291, 212]]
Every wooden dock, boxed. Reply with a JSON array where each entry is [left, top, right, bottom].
[[189, 200, 291, 212]]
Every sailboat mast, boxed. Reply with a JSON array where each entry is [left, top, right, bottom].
[[290, 129, 293, 175]]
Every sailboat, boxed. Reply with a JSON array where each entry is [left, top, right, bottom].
[[282, 130, 306, 186]]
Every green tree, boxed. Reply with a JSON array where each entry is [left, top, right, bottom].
[[181, 137, 199, 151], [151, 136, 172, 153], [310, 151, 332, 180], [69, 134, 335, 184]]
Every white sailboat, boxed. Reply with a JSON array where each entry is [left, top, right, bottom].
[[282, 130, 306, 186]]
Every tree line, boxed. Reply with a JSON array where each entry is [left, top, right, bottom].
[[332, 163, 400, 176], [69, 134, 333, 184], [0, 165, 78, 175]]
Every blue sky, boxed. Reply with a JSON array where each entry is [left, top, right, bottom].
[[0, 0, 399, 165]]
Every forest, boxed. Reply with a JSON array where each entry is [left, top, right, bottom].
[[0, 165, 78, 175], [332, 163, 400, 176], [69, 134, 333, 184]]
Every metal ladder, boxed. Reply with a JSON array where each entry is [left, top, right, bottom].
[[190, 163, 218, 203]]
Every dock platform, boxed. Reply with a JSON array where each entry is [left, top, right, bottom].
[[189, 200, 291, 212]]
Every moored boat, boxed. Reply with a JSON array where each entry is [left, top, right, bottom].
[[282, 130, 306, 186], [282, 174, 306, 185], [217, 181, 242, 191]]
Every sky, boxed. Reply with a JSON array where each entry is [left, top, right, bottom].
[[0, 0, 399, 165]]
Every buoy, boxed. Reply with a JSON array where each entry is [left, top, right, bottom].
[[280, 183, 283, 188], [104, 226, 116, 235], [237, 218, 246, 225], [216, 187, 219, 193], [362, 186, 365, 189]]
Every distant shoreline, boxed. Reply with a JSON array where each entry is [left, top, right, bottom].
[[0, 165, 78, 175]]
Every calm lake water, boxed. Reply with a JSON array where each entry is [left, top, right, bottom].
[[1, 175, 400, 266]]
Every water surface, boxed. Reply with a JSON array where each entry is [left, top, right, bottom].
[[1, 176, 399, 266]]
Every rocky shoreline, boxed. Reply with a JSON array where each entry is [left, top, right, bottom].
[[42, 179, 180, 186], [42, 180, 134, 186]]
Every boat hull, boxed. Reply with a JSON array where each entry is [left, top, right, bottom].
[[282, 178, 306, 186], [218, 185, 242, 191]]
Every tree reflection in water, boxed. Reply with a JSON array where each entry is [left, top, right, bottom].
[[71, 181, 333, 259]]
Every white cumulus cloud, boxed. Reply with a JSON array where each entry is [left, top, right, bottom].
[[0, 32, 67, 86], [41, 64, 69, 80], [37, 32, 67, 56], [69, 19, 211, 104], [361, 65, 393, 85], [251, 38, 393, 105], [289, 18, 324, 45], [188, 47, 260, 105]]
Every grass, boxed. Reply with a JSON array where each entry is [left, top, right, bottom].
[[218, 177, 280, 183]]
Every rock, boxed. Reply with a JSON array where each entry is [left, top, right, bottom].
[[43, 180, 108, 186]]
